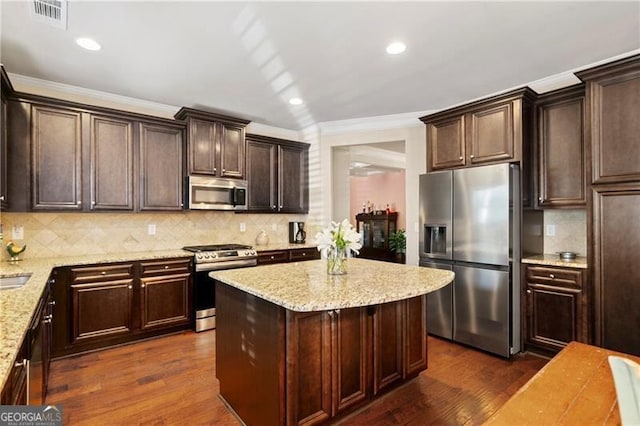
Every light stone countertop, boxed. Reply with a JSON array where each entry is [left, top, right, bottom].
[[254, 243, 318, 251], [0, 250, 193, 393], [522, 254, 588, 269], [210, 258, 455, 312]]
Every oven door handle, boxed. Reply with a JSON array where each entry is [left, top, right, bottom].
[[195, 259, 257, 272]]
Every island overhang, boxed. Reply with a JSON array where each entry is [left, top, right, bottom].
[[209, 258, 455, 312]]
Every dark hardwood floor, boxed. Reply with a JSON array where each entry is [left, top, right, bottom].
[[46, 331, 548, 425]]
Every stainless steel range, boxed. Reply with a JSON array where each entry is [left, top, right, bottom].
[[183, 244, 257, 332]]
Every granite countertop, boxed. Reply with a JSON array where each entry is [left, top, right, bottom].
[[211, 258, 455, 312], [522, 254, 588, 269], [254, 243, 318, 251], [0, 249, 193, 393]]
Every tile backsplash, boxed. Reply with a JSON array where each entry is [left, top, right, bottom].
[[0, 211, 318, 260], [543, 209, 587, 256]]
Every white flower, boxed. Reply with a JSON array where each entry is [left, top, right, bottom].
[[314, 219, 362, 256]]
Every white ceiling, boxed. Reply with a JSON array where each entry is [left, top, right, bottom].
[[1, 1, 639, 131]]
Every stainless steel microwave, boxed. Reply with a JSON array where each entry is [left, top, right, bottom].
[[188, 176, 248, 211]]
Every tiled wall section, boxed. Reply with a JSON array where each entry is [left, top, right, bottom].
[[0, 211, 318, 260], [543, 209, 587, 256]]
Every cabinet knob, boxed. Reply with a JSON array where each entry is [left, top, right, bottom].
[[302, 253, 306, 256], [14, 359, 27, 368], [141, 284, 146, 288], [164, 265, 169, 269], [128, 285, 132, 289], [222, 169, 226, 173], [328, 311, 334, 317], [91, 200, 96, 206], [272, 205, 276, 210], [213, 168, 217, 172], [459, 156, 463, 160], [270, 256, 275, 260], [526, 289, 532, 294], [0, 195, 4, 201], [539, 197, 543, 202], [43, 314, 53, 324], [101, 271, 106, 275], [549, 274, 555, 279], [77, 200, 82, 205], [469, 154, 474, 159], [48, 300, 56, 306], [279, 205, 283, 209]]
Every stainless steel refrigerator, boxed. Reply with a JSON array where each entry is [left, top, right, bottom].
[[419, 163, 521, 358]]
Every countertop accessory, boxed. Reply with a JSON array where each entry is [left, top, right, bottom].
[[255, 230, 269, 246], [314, 219, 362, 275], [558, 251, 577, 260], [6, 241, 26, 262]]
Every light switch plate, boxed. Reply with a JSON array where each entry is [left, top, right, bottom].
[[12, 225, 24, 240], [546, 224, 556, 237], [240, 222, 246, 232], [148, 224, 156, 235]]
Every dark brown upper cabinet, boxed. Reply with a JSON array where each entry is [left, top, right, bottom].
[[576, 55, 640, 185], [89, 115, 135, 210], [420, 87, 536, 172], [174, 107, 250, 179], [534, 84, 586, 208], [0, 66, 13, 210], [245, 134, 309, 213], [6, 93, 185, 212], [138, 122, 185, 211]]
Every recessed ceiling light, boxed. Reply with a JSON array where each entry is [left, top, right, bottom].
[[76, 37, 101, 51], [386, 41, 406, 55], [289, 97, 303, 105]]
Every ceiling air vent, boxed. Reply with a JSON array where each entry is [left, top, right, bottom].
[[29, 0, 67, 30]]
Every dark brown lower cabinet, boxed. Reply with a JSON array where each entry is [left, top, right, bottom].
[[52, 257, 192, 357], [257, 247, 321, 265], [524, 265, 587, 355], [593, 184, 640, 356], [1, 333, 28, 404], [216, 281, 427, 426]]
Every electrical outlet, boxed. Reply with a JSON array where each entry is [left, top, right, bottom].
[[545, 224, 556, 237], [240, 222, 246, 232], [148, 224, 156, 235], [12, 225, 24, 240]]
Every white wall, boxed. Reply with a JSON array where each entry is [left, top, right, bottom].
[[318, 124, 426, 265]]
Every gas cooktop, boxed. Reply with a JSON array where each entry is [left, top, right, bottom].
[[183, 244, 252, 252]]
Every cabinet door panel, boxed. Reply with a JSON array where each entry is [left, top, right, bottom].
[[139, 123, 183, 210], [593, 186, 640, 355], [469, 102, 514, 164], [188, 119, 216, 175], [31, 106, 82, 210], [246, 139, 277, 211], [333, 308, 368, 414], [90, 115, 134, 210], [1, 96, 7, 209], [372, 301, 403, 395], [219, 122, 245, 178], [538, 94, 586, 207], [286, 311, 332, 425], [71, 279, 133, 343], [591, 73, 640, 183], [140, 273, 190, 330], [427, 117, 465, 170], [279, 144, 308, 213], [527, 285, 579, 352], [404, 296, 427, 376]]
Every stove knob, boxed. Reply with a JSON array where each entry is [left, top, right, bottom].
[[196, 254, 203, 261], [204, 253, 210, 259], [211, 253, 218, 258]]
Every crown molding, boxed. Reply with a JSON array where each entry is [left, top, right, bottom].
[[318, 110, 432, 136], [8, 72, 181, 117]]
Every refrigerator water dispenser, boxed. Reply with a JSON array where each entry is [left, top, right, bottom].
[[424, 225, 447, 255]]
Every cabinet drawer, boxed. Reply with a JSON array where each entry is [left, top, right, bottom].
[[70, 263, 135, 283], [289, 248, 320, 262], [526, 266, 583, 289], [257, 250, 289, 265], [140, 258, 192, 276]]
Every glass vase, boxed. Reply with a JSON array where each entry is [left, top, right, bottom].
[[326, 246, 347, 275]]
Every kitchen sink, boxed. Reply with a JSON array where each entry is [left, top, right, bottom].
[[0, 274, 32, 290]]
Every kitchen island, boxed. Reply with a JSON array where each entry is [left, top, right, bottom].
[[211, 258, 454, 426]]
